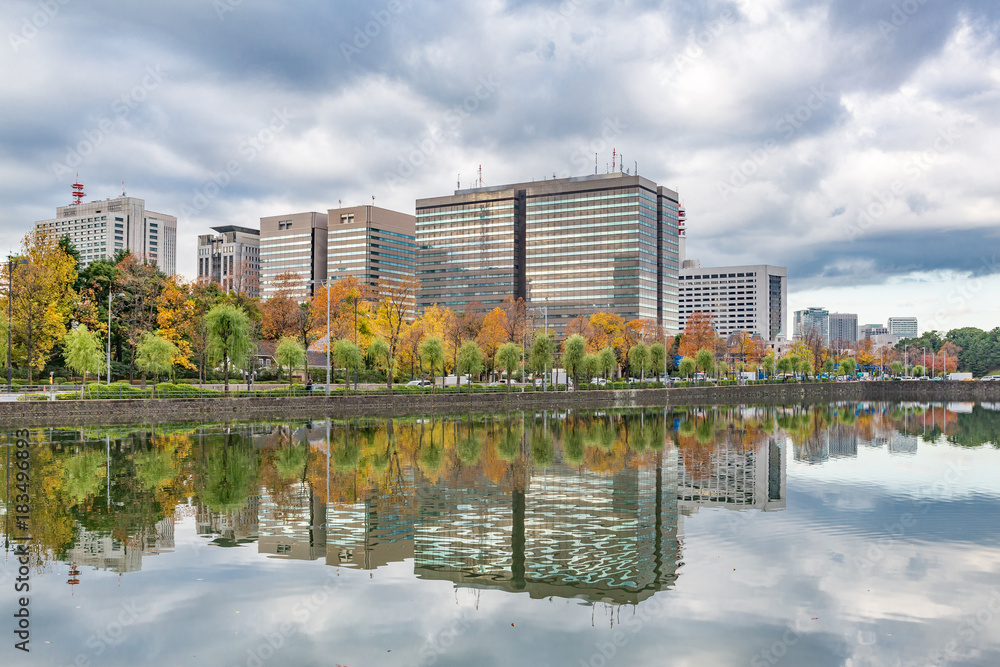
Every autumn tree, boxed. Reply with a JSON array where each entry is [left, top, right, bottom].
[[477, 308, 508, 379], [678, 311, 716, 358], [589, 312, 627, 364], [261, 272, 302, 340], [4, 230, 78, 382], [371, 276, 417, 389], [499, 296, 527, 344], [115, 253, 166, 381], [156, 276, 197, 372]]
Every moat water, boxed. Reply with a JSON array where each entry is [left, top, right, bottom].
[[2, 402, 1000, 666]]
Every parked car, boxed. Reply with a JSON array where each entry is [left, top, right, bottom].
[[405, 379, 431, 387]]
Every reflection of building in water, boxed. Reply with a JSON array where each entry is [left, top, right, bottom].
[[415, 451, 680, 605], [679, 437, 786, 513], [829, 425, 858, 459], [323, 449, 681, 605], [196, 496, 259, 547], [259, 482, 327, 560], [65, 516, 175, 574]]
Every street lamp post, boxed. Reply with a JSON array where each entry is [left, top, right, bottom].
[[309, 279, 333, 395], [7, 258, 27, 392]]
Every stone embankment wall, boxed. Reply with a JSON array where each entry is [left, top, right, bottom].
[[1, 382, 998, 427]]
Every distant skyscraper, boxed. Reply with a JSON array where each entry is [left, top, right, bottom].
[[794, 307, 830, 344], [888, 317, 918, 338], [259, 212, 328, 300], [829, 312, 858, 346], [327, 205, 415, 287], [678, 264, 787, 340], [197, 225, 260, 297], [416, 172, 681, 335], [35, 192, 177, 274]]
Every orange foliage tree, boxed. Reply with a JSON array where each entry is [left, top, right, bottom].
[[678, 311, 716, 358]]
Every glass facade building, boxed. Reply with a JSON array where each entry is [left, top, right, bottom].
[[416, 173, 680, 335], [259, 211, 328, 300], [326, 205, 416, 287]]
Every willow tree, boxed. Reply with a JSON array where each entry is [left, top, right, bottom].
[[332, 339, 363, 394], [205, 304, 253, 396], [63, 324, 105, 398], [136, 332, 178, 394], [562, 334, 586, 391], [457, 340, 485, 394], [495, 342, 521, 391], [419, 336, 445, 392]]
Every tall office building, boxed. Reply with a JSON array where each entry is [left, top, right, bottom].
[[326, 205, 416, 286], [35, 192, 177, 274], [678, 264, 786, 340], [793, 307, 830, 344], [197, 225, 260, 297], [416, 173, 681, 335], [861, 323, 889, 339], [259, 212, 328, 300], [888, 317, 918, 338], [829, 312, 858, 346]]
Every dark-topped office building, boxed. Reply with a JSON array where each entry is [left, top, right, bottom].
[[416, 173, 681, 335]]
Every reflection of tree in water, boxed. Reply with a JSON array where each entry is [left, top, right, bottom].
[[529, 425, 554, 469], [63, 450, 106, 505], [198, 430, 258, 514]]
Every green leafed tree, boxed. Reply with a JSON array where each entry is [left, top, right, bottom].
[[562, 334, 586, 390], [529, 332, 554, 388], [679, 356, 696, 379], [136, 331, 179, 394], [457, 340, 485, 394], [695, 348, 715, 380], [63, 324, 105, 398], [419, 336, 445, 392], [650, 342, 666, 383], [206, 304, 253, 396], [332, 339, 363, 394], [628, 342, 650, 382], [368, 338, 393, 393], [275, 336, 306, 388], [495, 342, 521, 391], [598, 346, 616, 381]]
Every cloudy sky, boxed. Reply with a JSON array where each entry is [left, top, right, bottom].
[[2, 0, 998, 332]]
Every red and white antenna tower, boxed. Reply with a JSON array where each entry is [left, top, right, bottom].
[[72, 175, 85, 205], [612, 149, 616, 173], [478, 164, 483, 188]]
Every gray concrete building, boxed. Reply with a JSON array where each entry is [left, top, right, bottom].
[[259, 211, 328, 300], [35, 194, 177, 274], [197, 225, 260, 297], [829, 312, 858, 346], [416, 172, 681, 335], [679, 263, 787, 340]]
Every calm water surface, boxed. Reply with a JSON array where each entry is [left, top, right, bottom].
[[2, 402, 1000, 666]]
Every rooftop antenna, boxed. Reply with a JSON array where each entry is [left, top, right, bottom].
[[634, 160, 637, 176], [71, 174, 85, 205], [457, 173, 461, 190], [478, 164, 483, 188], [620, 153, 624, 173], [595, 153, 598, 175], [121, 180, 126, 197], [612, 149, 616, 173]]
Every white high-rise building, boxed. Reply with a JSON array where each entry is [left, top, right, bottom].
[[678, 263, 787, 340], [888, 317, 918, 338], [197, 225, 260, 297], [35, 192, 177, 274], [829, 313, 858, 346]]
